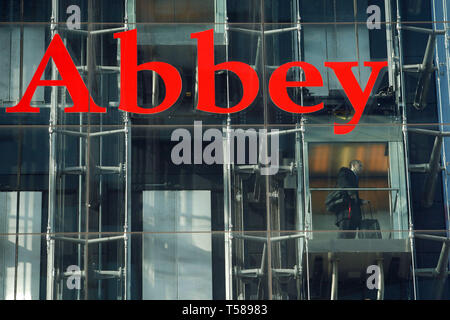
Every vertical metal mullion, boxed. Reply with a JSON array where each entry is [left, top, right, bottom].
[[385, 0, 395, 87], [46, 0, 59, 300], [432, 0, 450, 283], [260, 0, 273, 301], [124, 114, 131, 300], [77, 36, 85, 300], [353, 0, 361, 82], [223, 9, 234, 299], [395, 0, 418, 300], [434, 0, 450, 239], [294, 124, 304, 300], [97, 16, 105, 300], [84, 0, 95, 300], [388, 168, 393, 237], [443, 0, 450, 238], [293, 0, 307, 300], [13, 0, 25, 301], [238, 177, 245, 299], [295, 0, 303, 107], [301, 119, 311, 300], [124, 0, 132, 301], [121, 0, 133, 301], [13, 145, 23, 301], [223, 121, 233, 300]]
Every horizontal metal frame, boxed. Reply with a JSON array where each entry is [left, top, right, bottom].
[[415, 233, 450, 243], [267, 128, 303, 136], [233, 233, 305, 243], [235, 268, 263, 278], [228, 26, 300, 36], [234, 164, 294, 174], [62, 269, 124, 279], [56, 26, 126, 36], [59, 165, 123, 175], [415, 268, 450, 277], [76, 66, 121, 74], [309, 187, 399, 191], [51, 235, 126, 244], [54, 128, 126, 138], [399, 25, 445, 35], [236, 268, 300, 278], [409, 164, 445, 173], [408, 128, 450, 137]]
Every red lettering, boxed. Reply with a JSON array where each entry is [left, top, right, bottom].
[[7, 34, 105, 113], [5, 28, 388, 136], [191, 29, 259, 114], [324, 61, 388, 134], [114, 29, 182, 114], [269, 62, 324, 114]]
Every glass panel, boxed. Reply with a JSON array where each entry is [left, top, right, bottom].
[[413, 232, 450, 300], [227, 0, 261, 23], [298, 0, 385, 23], [0, 0, 449, 303], [398, 1, 434, 22], [136, 0, 215, 23], [229, 231, 270, 300], [262, 22, 393, 125], [0, 23, 51, 125], [56, 0, 125, 24], [269, 231, 308, 300], [307, 141, 409, 240], [0, 127, 49, 194], [0, 0, 51, 23], [0, 22, 95, 125], [0, 0, 20, 22], [307, 230, 415, 300], [130, 124, 270, 233], [130, 126, 224, 232], [266, 127, 298, 232], [48, 232, 268, 300], [0, 235, 45, 300], [130, 23, 263, 125]]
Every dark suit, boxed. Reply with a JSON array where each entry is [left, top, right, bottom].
[[335, 167, 362, 238]]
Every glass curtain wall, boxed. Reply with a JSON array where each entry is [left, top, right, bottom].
[[0, 0, 449, 300]]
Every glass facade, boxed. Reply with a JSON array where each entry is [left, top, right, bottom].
[[0, 0, 449, 300]]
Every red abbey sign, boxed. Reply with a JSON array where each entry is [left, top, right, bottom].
[[6, 29, 387, 135]]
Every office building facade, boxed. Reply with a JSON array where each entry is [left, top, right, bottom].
[[0, 0, 449, 300]]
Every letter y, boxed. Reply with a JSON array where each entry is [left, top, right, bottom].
[[324, 61, 387, 134]]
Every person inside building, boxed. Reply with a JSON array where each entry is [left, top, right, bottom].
[[334, 159, 367, 239]]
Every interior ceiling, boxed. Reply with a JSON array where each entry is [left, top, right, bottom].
[[308, 143, 389, 178]]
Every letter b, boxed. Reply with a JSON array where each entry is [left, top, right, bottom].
[[191, 29, 259, 114], [114, 29, 182, 114]]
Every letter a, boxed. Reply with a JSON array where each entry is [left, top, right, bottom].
[[7, 34, 105, 113]]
